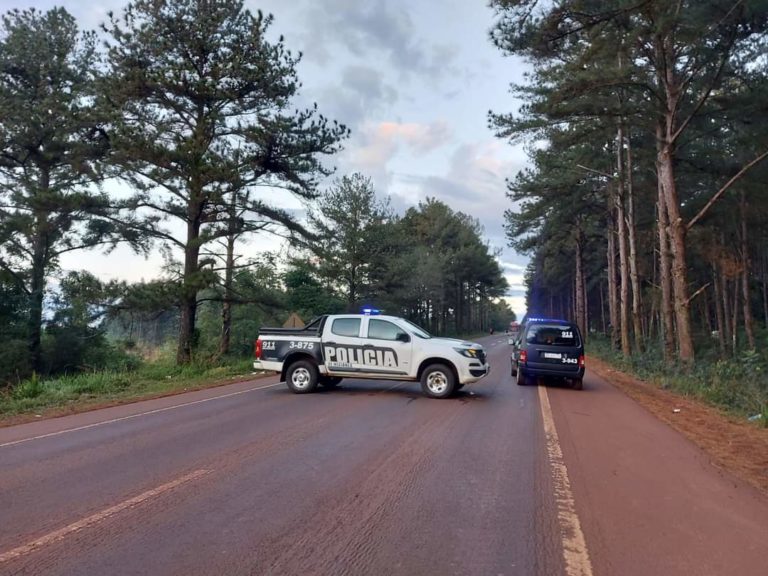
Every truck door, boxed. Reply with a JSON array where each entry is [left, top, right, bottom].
[[324, 317, 363, 373], [361, 318, 413, 376]]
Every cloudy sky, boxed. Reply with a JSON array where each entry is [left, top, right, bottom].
[[19, 0, 531, 317]]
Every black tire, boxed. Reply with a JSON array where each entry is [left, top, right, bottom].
[[516, 367, 531, 386], [420, 363, 456, 399], [320, 376, 343, 387], [285, 360, 319, 394], [511, 359, 517, 377], [571, 378, 583, 391]]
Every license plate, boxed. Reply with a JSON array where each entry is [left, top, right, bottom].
[[542, 352, 562, 359]]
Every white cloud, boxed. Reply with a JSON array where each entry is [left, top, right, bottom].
[[501, 260, 526, 272], [342, 120, 453, 191]]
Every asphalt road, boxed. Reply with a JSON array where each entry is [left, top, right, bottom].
[[1, 335, 767, 576]]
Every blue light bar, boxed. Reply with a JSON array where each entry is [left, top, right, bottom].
[[527, 317, 569, 323], [362, 308, 381, 315]]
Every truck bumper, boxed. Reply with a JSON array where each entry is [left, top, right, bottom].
[[520, 364, 584, 380], [461, 362, 490, 384], [253, 360, 281, 372]]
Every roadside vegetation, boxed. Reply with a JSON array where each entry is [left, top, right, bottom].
[[0, 350, 255, 420], [0, 346, 253, 422], [490, 1, 768, 413]]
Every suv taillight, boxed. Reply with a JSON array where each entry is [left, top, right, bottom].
[[520, 350, 527, 363], [579, 355, 585, 368], [255, 338, 263, 359]]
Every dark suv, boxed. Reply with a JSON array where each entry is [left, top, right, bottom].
[[511, 318, 585, 390]]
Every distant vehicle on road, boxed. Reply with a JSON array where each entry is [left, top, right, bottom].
[[510, 318, 585, 390], [254, 312, 489, 398]]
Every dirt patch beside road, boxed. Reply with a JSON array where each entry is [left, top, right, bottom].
[[589, 356, 768, 496]]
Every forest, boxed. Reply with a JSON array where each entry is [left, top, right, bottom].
[[0, 1, 512, 389], [489, 0, 768, 415]]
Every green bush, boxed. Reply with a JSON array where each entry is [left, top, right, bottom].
[[12, 372, 42, 399]]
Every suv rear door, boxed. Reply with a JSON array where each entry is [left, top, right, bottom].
[[524, 323, 582, 374]]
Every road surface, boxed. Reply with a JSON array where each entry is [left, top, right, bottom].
[[1, 335, 767, 575]]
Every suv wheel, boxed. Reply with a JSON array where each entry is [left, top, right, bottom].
[[571, 378, 583, 391], [516, 367, 531, 386], [421, 364, 456, 399], [286, 360, 319, 394]]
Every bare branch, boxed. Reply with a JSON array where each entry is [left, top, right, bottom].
[[685, 282, 711, 306], [687, 149, 768, 230]]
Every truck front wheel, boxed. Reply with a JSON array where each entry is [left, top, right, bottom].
[[286, 360, 319, 394], [420, 364, 456, 399]]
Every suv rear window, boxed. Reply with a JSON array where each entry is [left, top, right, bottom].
[[525, 324, 580, 347]]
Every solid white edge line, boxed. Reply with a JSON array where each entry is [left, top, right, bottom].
[[0, 469, 212, 563], [538, 385, 594, 576], [0, 382, 282, 449]]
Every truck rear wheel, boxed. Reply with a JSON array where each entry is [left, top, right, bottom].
[[420, 363, 456, 399], [286, 360, 319, 394]]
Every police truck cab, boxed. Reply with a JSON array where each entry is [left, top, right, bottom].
[[254, 311, 489, 398]]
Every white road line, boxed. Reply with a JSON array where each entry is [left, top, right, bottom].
[[0, 468, 211, 564], [538, 386, 594, 576], [0, 382, 282, 449]]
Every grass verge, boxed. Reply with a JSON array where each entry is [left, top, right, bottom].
[[0, 357, 261, 427]]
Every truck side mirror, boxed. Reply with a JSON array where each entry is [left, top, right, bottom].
[[396, 332, 411, 343]]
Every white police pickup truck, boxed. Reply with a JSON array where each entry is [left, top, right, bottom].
[[254, 312, 489, 398]]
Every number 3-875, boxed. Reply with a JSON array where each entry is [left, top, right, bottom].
[[289, 341, 314, 350]]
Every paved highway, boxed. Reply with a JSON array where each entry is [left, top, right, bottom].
[[1, 335, 767, 575]]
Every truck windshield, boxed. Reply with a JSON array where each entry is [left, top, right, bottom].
[[400, 319, 432, 339]]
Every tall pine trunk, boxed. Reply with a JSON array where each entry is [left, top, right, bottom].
[[655, 34, 694, 364], [607, 186, 620, 350], [730, 279, 739, 355], [616, 124, 631, 357], [762, 251, 768, 329], [28, 167, 52, 373], [713, 264, 727, 357], [575, 232, 586, 337], [656, 149, 675, 362], [625, 133, 644, 352], [177, 201, 202, 365], [219, 233, 236, 357], [720, 266, 732, 352], [29, 210, 48, 373], [739, 190, 755, 349]]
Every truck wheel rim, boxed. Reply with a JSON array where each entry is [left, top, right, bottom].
[[292, 367, 311, 389], [426, 371, 447, 394]]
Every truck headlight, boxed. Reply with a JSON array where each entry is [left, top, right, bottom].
[[454, 347, 478, 358]]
